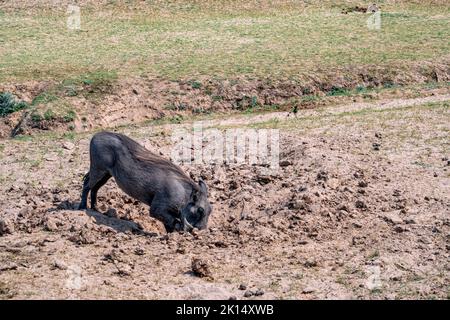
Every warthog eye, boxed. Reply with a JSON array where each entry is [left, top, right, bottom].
[[197, 207, 205, 216]]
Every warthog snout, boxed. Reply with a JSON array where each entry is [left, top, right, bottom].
[[180, 179, 212, 232]]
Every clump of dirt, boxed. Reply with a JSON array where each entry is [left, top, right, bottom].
[[191, 257, 214, 280], [341, 4, 380, 14], [0, 97, 449, 299]]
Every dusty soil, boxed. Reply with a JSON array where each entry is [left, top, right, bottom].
[[0, 95, 449, 300]]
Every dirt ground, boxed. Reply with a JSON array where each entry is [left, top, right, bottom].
[[0, 94, 449, 300]]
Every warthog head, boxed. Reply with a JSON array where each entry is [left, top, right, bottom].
[[179, 179, 212, 232]]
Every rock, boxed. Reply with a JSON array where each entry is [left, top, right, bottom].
[[45, 217, 59, 232], [256, 175, 272, 185], [229, 296, 237, 300], [116, 263, 132, 276], [372, 143, 380, 151], [302, 194, 313, 204], [383, 212, 403, 225], [404, 218, 417, 224], [244, 290, 254, 297], [327, 178, 340, 189], [0, 218, 15, 236], [394, 225, 407, 233], [279, 160, 292, 167], [134, 248, 145, 256], [302, 286, 316, 294], [0, 262, 18, 272], [45, 154, 58, 161], [358, 181, 368, 188], [316, 170, 328, 181], [338, 204, 349, 212], [355, 200, 367, 210], [352, 222, 363, 228], [52, 260, 68, 270], [304, 259, 318, 268], [254, 289, 264, 296], [62, 141, 75, 150], [176, 247, 186, 254], [238, 284, 247, 290], [69, 229, 96, 244], [191, 258, 213, 280]]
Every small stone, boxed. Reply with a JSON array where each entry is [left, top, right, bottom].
[[383, 213, 403, 225], [255, 289, 264, 296], [176, 247, 186, 254], [279, 160, 292, 167], [302, 286, 316, 294], [116, 264, 132, 276], [62, 142, 75, 150], [238, 284, 247, 290], [327, 178, 340, 189], [304, 259, 318, 268], [0, 262, 18, 272], [404, 218, 417, 224], [352, 222, 363, 228], [0, 218, 15, 236], [355, 200, 367, 210], [191, 258, 213, 280], [52, 260, 68, 270], [45, 218, 59, 232], [316, 170, 328, 181], [134, 248, 145, 256], [358, 181, 368, 188], [229, 296, 237, 300], [45, 154, 58, 161], [394, 225, 407, 233], [256, 175, 272, 185], [244, 290, 254, 297]]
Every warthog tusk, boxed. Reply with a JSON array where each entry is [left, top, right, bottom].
[[182, 217, 194, 231]]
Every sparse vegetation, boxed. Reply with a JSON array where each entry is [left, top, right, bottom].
[[63, 110, 76, 123], [0, 92, 28, 117], [0, 2, 448, 83]]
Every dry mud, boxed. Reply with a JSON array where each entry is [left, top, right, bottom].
[[0, 96, 449, 299]]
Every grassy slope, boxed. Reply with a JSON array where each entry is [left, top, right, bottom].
[[0, 1, 449, 83]]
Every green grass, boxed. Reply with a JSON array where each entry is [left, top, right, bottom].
[[0, 92, 28, 116], [0, 1, 448, 83]]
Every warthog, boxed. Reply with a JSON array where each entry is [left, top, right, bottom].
[[78, 131, 212, 232]]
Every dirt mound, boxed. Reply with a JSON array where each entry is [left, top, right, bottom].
[[1, 58, 449, 138]]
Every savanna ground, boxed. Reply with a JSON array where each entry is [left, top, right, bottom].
[[0, 0, 449, 299]]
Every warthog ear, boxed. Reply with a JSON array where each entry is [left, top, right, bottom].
[[198, 179, 208, 195]]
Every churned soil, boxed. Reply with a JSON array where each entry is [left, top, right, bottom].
[[0, 95, 449, 299]]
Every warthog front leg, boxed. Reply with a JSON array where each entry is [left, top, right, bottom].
[[150, 201, 178, 233]]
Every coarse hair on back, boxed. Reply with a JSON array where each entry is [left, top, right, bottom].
[[114, 132, 198, 189]]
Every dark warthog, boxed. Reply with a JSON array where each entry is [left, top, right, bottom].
[[78, 131, 212, 232]]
